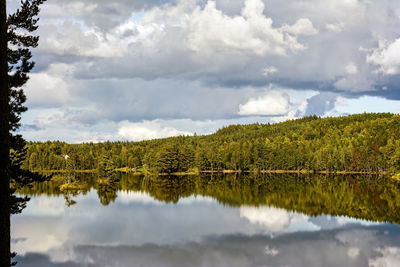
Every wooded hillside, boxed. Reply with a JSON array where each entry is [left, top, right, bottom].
[[23, 113, 400, 174]]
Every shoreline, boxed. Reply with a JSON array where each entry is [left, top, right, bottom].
[[37, 168, 390, 177], [117, 168, 389, 176]]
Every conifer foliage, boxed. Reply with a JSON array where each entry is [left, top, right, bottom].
[[24, 113, 400, 175], [0, 0, 10, 265], [8, 0, 48, 214], [0, 1, 46, 265]]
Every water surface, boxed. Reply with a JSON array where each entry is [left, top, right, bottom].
[[12, 173, 400, 266]]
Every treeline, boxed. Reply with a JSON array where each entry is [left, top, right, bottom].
[[24, 113, 400, 173]]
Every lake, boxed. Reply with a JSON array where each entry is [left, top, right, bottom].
[[11, 173, 400, 267]]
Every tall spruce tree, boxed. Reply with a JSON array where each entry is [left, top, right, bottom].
[[1, 0, 46, 265], [0, 0, 10, 265], [8, 0, 48, 214]]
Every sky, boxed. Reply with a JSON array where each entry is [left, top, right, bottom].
[[7, 0, 400, 143]]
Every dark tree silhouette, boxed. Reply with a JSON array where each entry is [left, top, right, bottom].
[[0, 0, 10, 265], [0, 0, 46, 265]]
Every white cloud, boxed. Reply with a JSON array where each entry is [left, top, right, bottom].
[[41, 21, 118, 57], [345, 63, 358, 74], [117, 120, 192, 141], [281, 18, 318, 36], [118, 191, 214, 205], [186, 0, 313, 55], [238, 91, 291, 116], [335, 229, 377, 246], [264, 246, 280, 256], [118, 191, 162, 205], [239, 206, 313, 232], [20, 111, 288, 143], [334, 75, 375, 92], [240, 206, 291, 232], [333, 62, 374, 92], [347, 247, 360, 259], [13, 0, 400, 142], [41, 1, 98, 18], [263, 66, 278, 76], [21, 196, 66, 216], [367, 38, 400, 75], [325, 23, 344, 33], [20, 113, 118, 143], [39, 19, 159, 58], [25, 64, 72, 108], [177, 195, 215, 205], [369, 247, 400, 267], [11, 216, 69, 257]]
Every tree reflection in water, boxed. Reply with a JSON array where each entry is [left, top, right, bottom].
[[17, 173, 400, 224]]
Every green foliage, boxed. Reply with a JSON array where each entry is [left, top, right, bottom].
[[8, 0, 48, 217], [23, 113, 400, 174], [97, 176, 119, 206], [151, 143, 191, 173], [97, 155, 116, 178], [16, 172, 400, 224]]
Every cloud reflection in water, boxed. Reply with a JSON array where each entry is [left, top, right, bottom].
[[12, 189, 400, 267]]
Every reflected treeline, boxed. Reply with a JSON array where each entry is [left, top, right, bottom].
[[97, 175, 120, 206], [16, 173, 400, 224]]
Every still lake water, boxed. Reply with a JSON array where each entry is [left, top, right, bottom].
[[11, 173, 400, 267]]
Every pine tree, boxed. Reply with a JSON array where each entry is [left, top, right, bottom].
[[8, 0, 48, 209], [0, 1, 10, 265], [1, 1, 46, 265], [97, 155, 116, 178]]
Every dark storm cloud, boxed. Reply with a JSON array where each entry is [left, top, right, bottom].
[[64, 78, 260, 123], [305, 92, 339, 116], [20, 124, 42, 131], [15, 253, 86, 267], [367, 75, 400, 100]]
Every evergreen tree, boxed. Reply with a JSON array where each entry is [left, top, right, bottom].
[[1, 1, 46, 265], [97, 155, 116, 178], [17, 113, 400, 176], [8, 0, 48, 209], [0, 0, 10, 264]]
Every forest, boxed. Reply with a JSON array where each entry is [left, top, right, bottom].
[[23, 113, 400, 175]]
